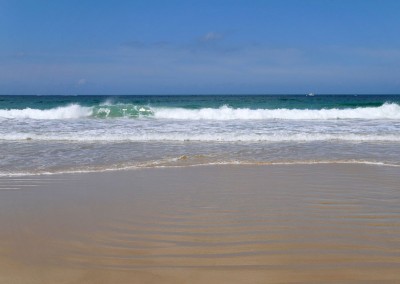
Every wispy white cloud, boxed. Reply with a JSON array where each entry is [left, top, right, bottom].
[[351, 47, 400, 60], [324, 46, 400, 61], [13, 51, 27, 58], [77, 78, 87, 86], [121, 41, 170, 49], [200, 32, 224, 42], [121, 41, 146, 49]]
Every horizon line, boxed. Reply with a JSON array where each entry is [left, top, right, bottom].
[[1, 93, 400, 96]]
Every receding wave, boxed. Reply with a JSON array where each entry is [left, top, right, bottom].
[[1, 159, 398, 177], [2, 133, 400, 142], [1, 102, 400, 120]]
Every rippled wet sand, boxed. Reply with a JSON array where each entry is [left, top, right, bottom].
[[0, 165, 399, 283]]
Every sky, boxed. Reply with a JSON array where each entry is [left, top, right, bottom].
[[1, 0, 400, 94]]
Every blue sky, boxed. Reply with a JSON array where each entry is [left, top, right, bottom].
[[1, 0, 399, 94]]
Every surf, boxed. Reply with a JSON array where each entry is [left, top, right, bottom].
[[0, 104, 92, 119], [153, 103, 400, 120], [0, 102, 399, 120]]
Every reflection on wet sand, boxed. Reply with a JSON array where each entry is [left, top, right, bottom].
[[0, 164, 399, 283]]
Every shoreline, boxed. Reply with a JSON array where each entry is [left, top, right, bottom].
[[1, 164, 399, 283], [1, 159, 399, 177]]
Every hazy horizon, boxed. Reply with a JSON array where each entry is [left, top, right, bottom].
[[1, 93, 400, 96]]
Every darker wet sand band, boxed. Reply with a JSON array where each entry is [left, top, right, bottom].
[[0, 164, 399, 283]]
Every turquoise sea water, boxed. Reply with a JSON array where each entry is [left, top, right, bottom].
[[0, 95, 399, 175], [1, 94, 399, 117]]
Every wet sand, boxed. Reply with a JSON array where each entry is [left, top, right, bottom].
[[0, 164, 399, 283]]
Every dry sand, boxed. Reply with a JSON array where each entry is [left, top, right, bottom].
[[0, 164, 399, 283]]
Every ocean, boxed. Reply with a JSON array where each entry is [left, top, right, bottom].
[[1, 94, 400, 175]]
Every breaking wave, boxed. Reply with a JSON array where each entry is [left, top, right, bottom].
[[153, 103, 400, 120], [0, 104, 92, 119], [0, 102, 400, 120]]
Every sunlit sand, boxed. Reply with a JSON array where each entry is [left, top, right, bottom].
[[1, 164, 399, 283]]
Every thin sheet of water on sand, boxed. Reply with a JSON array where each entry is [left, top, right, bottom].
[[0, 164, 399, 283]]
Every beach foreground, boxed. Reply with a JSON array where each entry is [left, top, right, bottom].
[[0, 164, 399, 283]]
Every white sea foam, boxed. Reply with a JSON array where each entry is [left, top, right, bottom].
[[153, 103, 400, 120], [1, 102, 400, 120], [99, 98, 115, 106], [0, 104, 92, 119]]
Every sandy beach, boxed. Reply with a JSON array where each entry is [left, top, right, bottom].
[[0, 164, 399, 283], [3, 0, 400, 282]]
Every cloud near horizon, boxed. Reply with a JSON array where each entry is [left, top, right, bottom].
[[200, 32, 224, 43], [2, 39, 399, 95], [77, 78, 87, 86]]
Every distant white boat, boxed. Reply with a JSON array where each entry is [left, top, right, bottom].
[[307, 93, 315, 96]]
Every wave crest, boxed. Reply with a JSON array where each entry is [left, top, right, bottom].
[[0, 104, 92, 119], [1, 102, 399, 120], [153, 103, 400, 120]]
